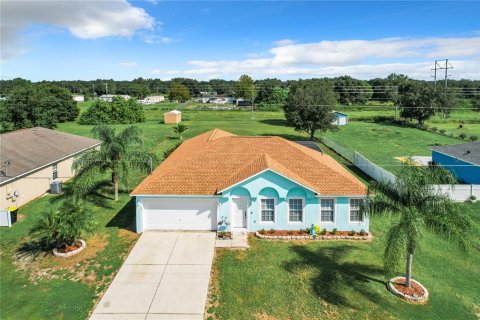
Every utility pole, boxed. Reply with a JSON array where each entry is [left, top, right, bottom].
[[251, 83, 255, 119], [105, 83, 108, 95], [431, 59, 453, 89]]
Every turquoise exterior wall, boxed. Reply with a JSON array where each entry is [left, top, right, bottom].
[[219, 170, 369, 232]]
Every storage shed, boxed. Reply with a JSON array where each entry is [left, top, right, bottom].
[[332, 111, 348, 125], [164, 110, 182, 124]]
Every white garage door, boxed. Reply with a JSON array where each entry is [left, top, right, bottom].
[[142, 198, 217, 230]]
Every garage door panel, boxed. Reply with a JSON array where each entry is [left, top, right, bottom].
[[142, 198, 217, 231]]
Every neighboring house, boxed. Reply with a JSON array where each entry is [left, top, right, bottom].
[[430, 141, 480, 184], [332, 111, 348, 125], [98, 94, 131, 102], [131, 129, 368, 233], [72, 94, 85, 102], [145, 95, 165, 104], [0, 127, 101, 209]]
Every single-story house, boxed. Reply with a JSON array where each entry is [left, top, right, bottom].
[[0, 127, 101, 209], [145, 95, 165, 104], [430, 141, 480, 184], [98, 94, 131, 102], [72, 94, 85, 102], [131, 129, 368, 233], [332, 111, 348, 125]]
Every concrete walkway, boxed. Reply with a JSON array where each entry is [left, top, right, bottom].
[[215, 228, 249, 249], [90, 232, 216, 320]]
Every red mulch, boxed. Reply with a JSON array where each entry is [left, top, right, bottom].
[[217, 232, 232, 239], [394, 278, 425, 297], [57, 241, 82, 253], [259, 230, 369, 237]]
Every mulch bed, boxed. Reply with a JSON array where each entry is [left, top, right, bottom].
[[216, 232, 232, 240], [393, 278, 425, 297], [56, 241, 83, 253], [259, 230, 369, 237]]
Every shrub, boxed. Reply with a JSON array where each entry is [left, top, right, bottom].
[[470, 195, 476, 201], [431, 127, 438, 132], [321, 228, 327, 235], [439, 129, 446, 134], [360, 229, 366, 236], [260, 228, 266, 235], [459, 133, 467, 140], [373, 116, 395, 123], [30, 201, 95, 249], [314, 225, 321, 234], [269, 228, 275, 234], [470, 135, 478, 141], [163, 142, 182, 159], [287, 230, 294, 235], [332, 228, 338, 235], [417, 124, 428, 131], [350, 230, 356, 236]]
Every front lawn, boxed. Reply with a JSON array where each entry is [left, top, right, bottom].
[[210, 203, 480, 320]]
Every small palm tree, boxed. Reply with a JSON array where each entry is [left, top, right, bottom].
[[368, 165, 472, 288], [173, 123, 188, 139], [73, 125, 158, 201], [30, 200, 95, 249]]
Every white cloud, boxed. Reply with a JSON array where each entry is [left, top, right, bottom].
[[119, 61, 137, 67], [165, 36, 480, 80], [273, 39, 296, 46], [1, 0, 155, 62], [143, 35, 179, 44]]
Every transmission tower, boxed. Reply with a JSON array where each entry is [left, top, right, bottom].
[[431, 59, 453, 89]]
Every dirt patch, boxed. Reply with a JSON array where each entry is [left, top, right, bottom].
[[16, 214, 26, 222], [254, 313, 278, 320], [118, 229, 139, 241], [205, 251, 223, 319]]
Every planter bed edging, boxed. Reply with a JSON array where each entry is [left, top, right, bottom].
[[255, 232, 371, 241], [52, 239, 86, 257], [388, 276, 429, 304]]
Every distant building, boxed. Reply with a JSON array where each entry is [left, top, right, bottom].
[[430, 141, 480, 184], [99, 94, 131, 102], [0, 127, 100, 208], [145, 95, 165, 104], [164, 110, 182, 124], [72, 95, 85, 102], [332, 111, 348, 126]]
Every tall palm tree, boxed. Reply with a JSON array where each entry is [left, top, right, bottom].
[[173, 123, 188, 139], [72, 125, 158, 201], [368, 165, 472, 288]]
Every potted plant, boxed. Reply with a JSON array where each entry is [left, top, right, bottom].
[[469, 195, 477, 203], [30, 200, 95, 257]]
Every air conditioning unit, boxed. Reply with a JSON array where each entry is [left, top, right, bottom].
[[50, 180, 62, 194]]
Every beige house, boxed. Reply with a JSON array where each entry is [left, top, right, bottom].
[[164, 110, 182, 124], [145, 95, 165, 104], [0, 127, 100, 209]]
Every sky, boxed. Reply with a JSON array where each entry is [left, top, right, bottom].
[[1, 1, 480, 81]]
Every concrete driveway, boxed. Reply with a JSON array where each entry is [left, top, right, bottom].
[[90, 231, 216, 320]]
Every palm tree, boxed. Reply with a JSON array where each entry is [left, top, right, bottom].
[[368, 165, 472, 288], [173, 123, 188, 139], [72, 125, 158, 201]]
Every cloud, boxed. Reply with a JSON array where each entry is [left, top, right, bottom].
[[143, 35, 179, 44], [1, 0, 155, 62], [119, 61, 137, 67], [273, 39, 296, 46], [165, 36, 480, 80]]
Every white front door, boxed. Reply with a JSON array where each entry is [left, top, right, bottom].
[[232, 198, 248, 228]]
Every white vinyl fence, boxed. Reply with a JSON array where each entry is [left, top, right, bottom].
[[353, 151, 397, 184], [432, 184, 480, 202]]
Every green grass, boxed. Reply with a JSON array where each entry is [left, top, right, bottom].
[[323, 121, 461, 173], [211, 203, 480, 320]]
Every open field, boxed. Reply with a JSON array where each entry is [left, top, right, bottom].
[[211, 203, 480, 320]]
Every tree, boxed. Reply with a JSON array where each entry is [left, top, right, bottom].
[[283, 81, 337, 140], [237, 75, 256, 100], [30, 200, 95, 249], [169, 83, 190, 102], [398, 82, 436, 125], [334, 76, 373, 105], [472, 94, 480, 112], [79, 97, 145, 125], [368, 165, 473, 288], [256, 84, 288, 111], [72, 125, 158, 201], [434, 88, 457, 118], [1, 82, 79, 130], [172, 123, 188, 139]]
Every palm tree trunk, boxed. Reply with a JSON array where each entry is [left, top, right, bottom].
[[113, 172, 119, 201], [405, 251, 413, 287]]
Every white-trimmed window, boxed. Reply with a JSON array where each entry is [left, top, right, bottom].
[[320, 199, 334, 222], [52, 164, 58, 180], [350, 199, 364, 222], [288, 198, 303, 222], [260, 198, 275, 222]]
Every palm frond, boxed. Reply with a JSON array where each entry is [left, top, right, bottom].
[[383, 222, 407, 278], [117, 125, 143, 147]]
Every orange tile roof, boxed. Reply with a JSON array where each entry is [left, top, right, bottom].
[[131, 129, 367, 196]]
